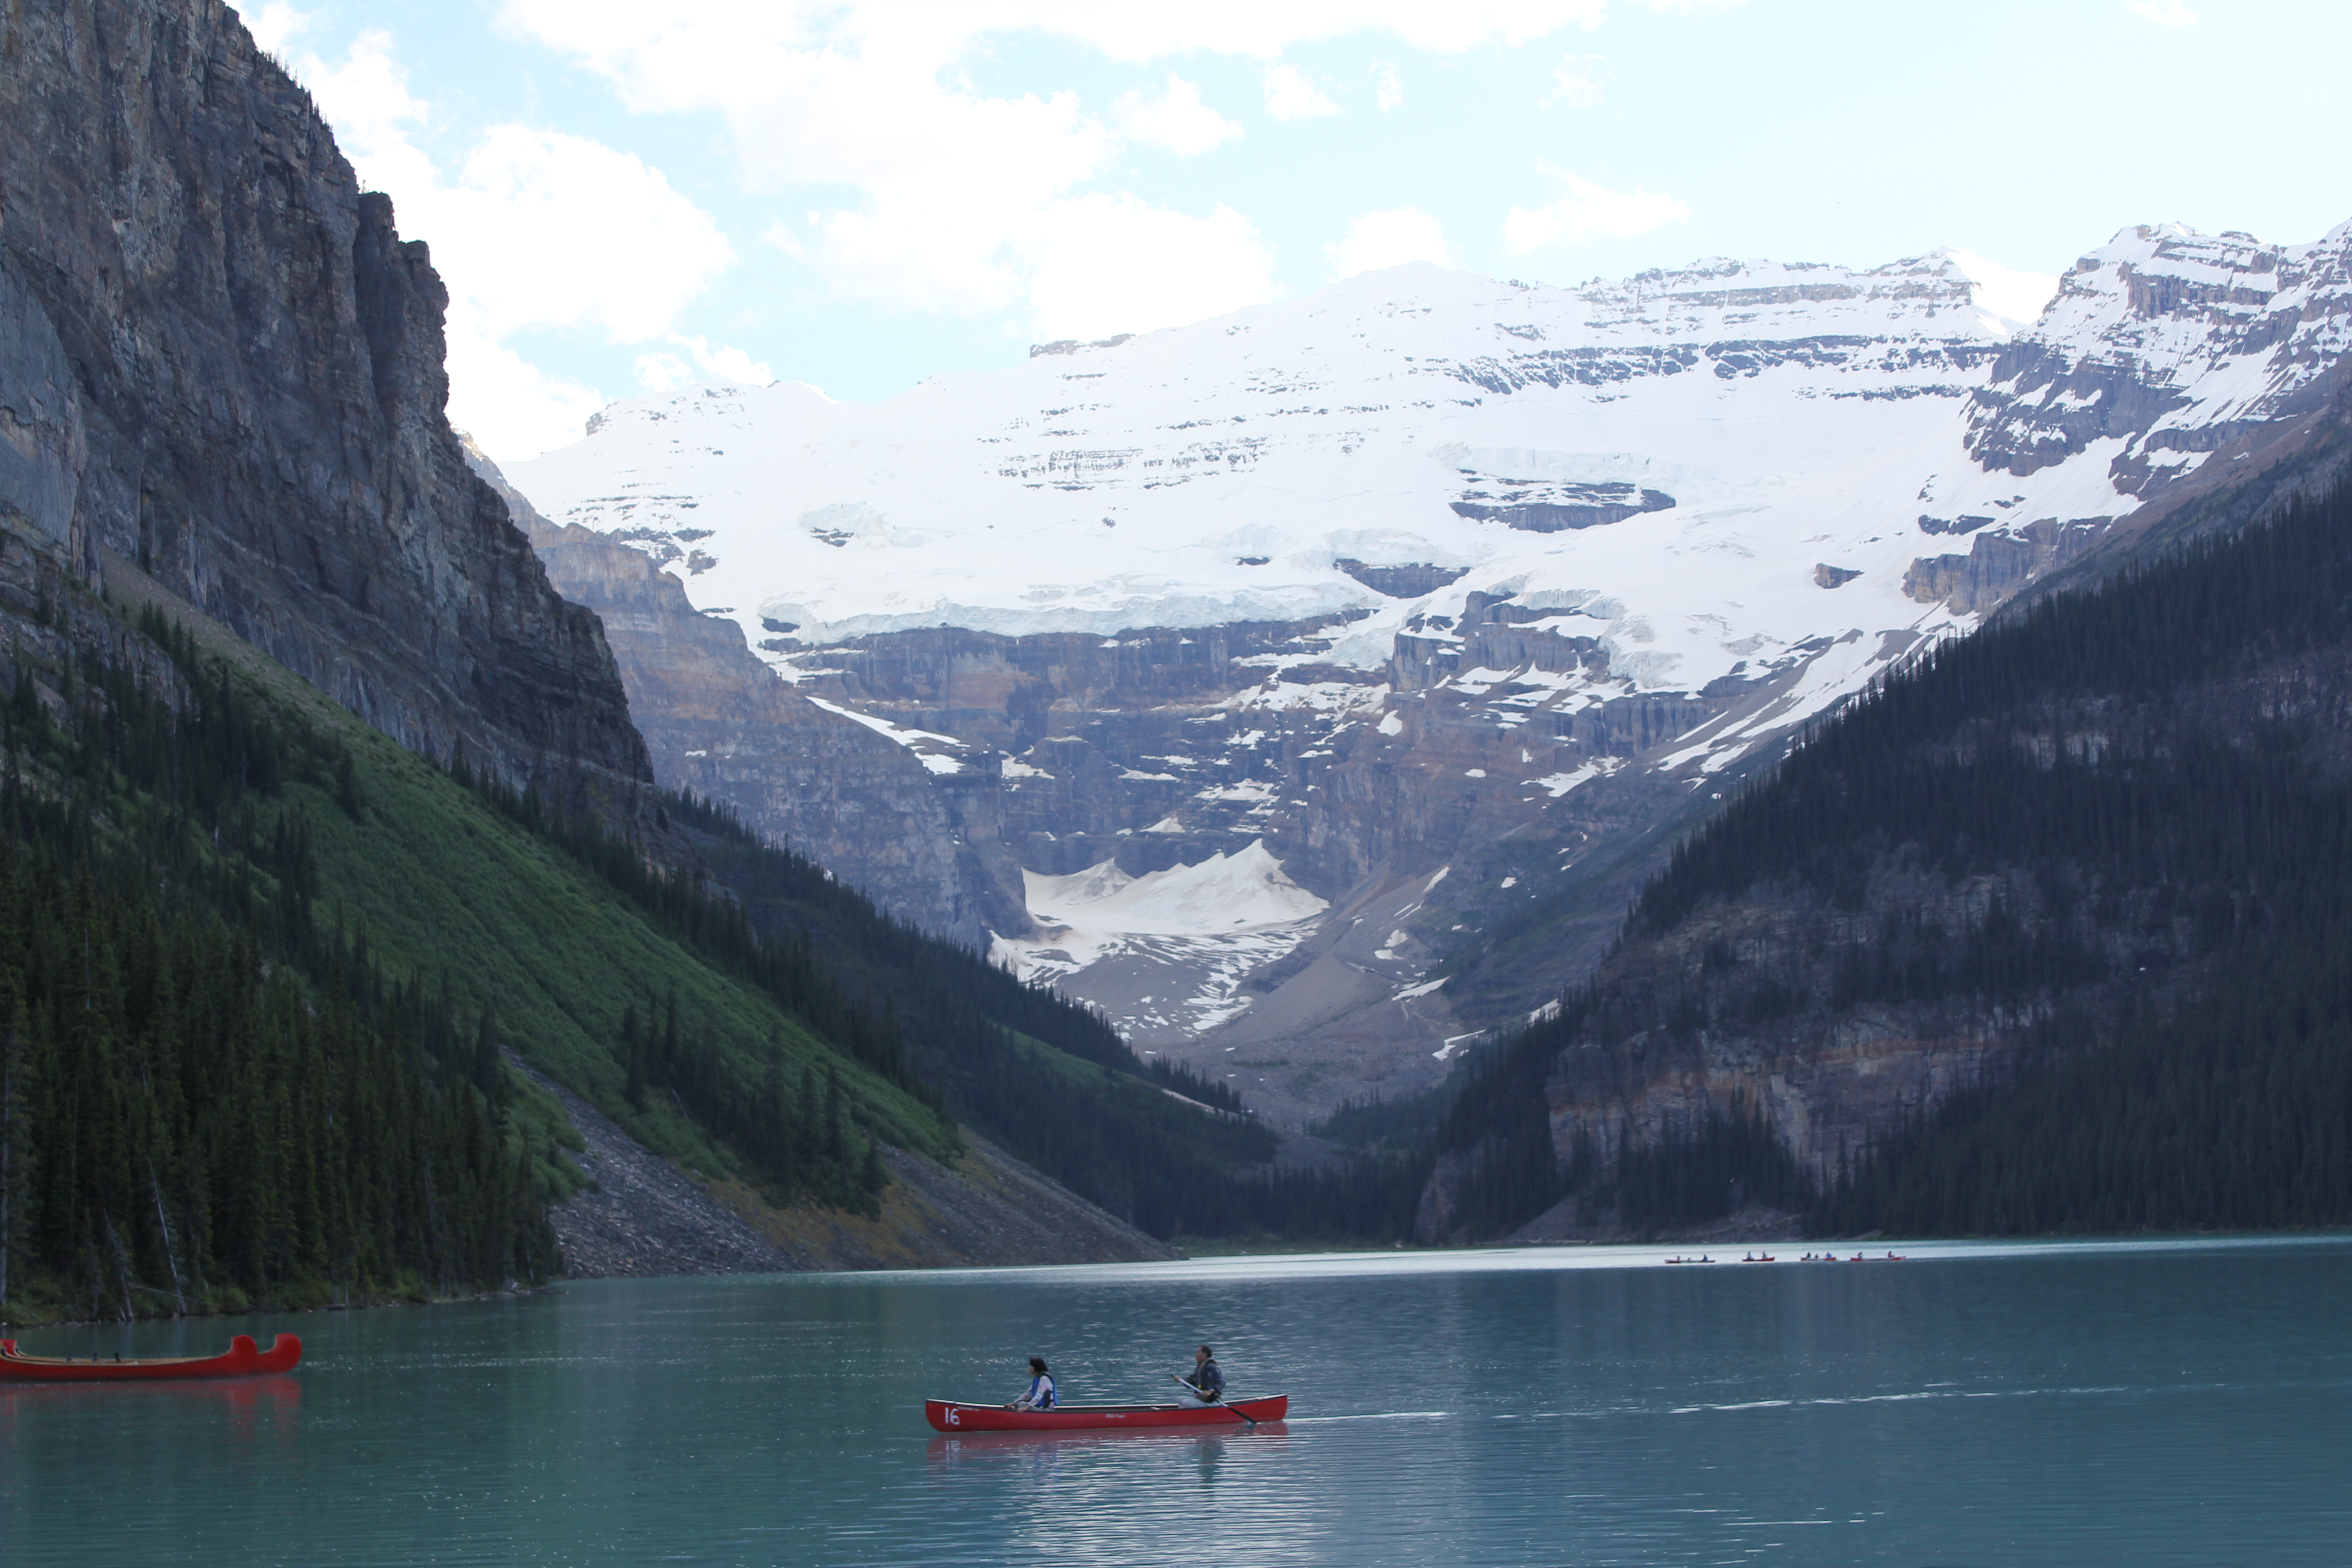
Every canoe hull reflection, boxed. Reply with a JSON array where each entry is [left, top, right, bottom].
[[924, 1395, 1288, 1431]]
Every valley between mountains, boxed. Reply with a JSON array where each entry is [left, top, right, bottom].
[[5, 0, 2351, 1328], [504, 223, 2352, 1127]]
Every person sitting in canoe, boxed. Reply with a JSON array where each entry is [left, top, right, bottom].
[[1173, 1344, 1225, 1405], [1006, 1357, 1055, 1411]]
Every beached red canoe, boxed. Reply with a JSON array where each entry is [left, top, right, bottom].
[[0, 1333, 301, 1382], [926, 1395, 1287, 1432]]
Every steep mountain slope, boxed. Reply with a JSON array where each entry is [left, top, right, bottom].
[[468, 446, 1033, 949], [0, 0, 1251, 1318], [0, 546, 1176, 1323], [0, 0, 647, 814], [1415, 437, 2352, 1243], [509, 222, 2352, 1119]]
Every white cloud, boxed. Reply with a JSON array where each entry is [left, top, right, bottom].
[[636, 333, 776, 394], [444, 313, 608, 457], [401, 127, 734, 343], [937, 2, 1609, 60], [1945, 250, 2059, 334], [291, 26, 427, 155], [1544, 54, 1611, 109], [1263, 63, 1341, 120], [1372, 62, 1404, 111], [1024, 196, 1276, 339], [278, 29, 739, 458], [506, 6, 1116, 325], [500, 3, 1477, 339], [1115, 74, 1243, 156], [1327, 208, 1456, 278], [2127, 0, 2196, 23], [1503, 165, 1690, 251], [242, 1, 313, 54]]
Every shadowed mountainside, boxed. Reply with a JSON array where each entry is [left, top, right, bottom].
[[0, 0, 648, 814]]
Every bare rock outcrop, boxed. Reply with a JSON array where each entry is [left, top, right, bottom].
[[0, 0, 650, 813], [530, 1067, 803, 1278], [467, 448, 1031, 946], [530, 1063, 1176, 1276]]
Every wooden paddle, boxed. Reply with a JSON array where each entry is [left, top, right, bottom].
[[1171, 1372, 1257, 1426]]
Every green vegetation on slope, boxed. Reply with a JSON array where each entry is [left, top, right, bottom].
[[0, 608, 561, 1321], [295, 692, 955, 1205], [0, 555, 1450, 1317], [653, 794, 1307, 1236], [1556, 477, 2352, 1235], [1315, 465, 2352, 1242], [0, 850, 555, 1323], [0, 577, 1001, 1318]]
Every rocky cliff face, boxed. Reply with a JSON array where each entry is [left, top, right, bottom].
[[1466, 635, 2352, 1238], [467, 447, 1027, 946], [506, 225, 2352, 1121], [1965, 224, 2352, 485], [0, 0, 649, 810], [1407, 393, 2352, 1241]]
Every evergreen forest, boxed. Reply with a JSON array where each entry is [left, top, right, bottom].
[[0, 572, 1410, 1323], [20, 444, 2348, 1322], [1328, 464, 2352, 1242], [0, 605, 559, 1321]]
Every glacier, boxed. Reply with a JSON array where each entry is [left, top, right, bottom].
[[507, 219, 2352, 1121]]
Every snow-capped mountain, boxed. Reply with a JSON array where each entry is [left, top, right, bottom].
[[507, 220, 2352, 1122], [525, 249, 2041, 658]]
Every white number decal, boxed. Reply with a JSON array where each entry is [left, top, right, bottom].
[[945, 1407, 961, 1426]]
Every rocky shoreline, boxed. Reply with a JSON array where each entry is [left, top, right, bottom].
[[530, 1065, 1177, 1277]]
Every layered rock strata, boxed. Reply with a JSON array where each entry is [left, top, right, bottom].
[[468, 449, 1030, 946], [505, 222, 2352, 1121], [0, 0, 649, 811]]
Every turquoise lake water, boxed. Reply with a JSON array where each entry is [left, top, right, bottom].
[[3, 1236, 2348, 1566]]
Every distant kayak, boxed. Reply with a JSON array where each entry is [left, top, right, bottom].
[[925, 1395, 1287, 1431], [0, 1333, 301, 1382]]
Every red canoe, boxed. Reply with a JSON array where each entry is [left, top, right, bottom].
[[0, 1333, 302, 1382], [926, 1395, 1288, 1432]]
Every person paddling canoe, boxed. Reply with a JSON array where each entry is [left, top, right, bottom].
[[1005, 1357, 1055, 1411], [1172, 1344, 1225, 1405]]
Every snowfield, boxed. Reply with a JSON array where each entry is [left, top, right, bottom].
[[508, 221, 2352, 1072], [516, 251, 2052, 690]]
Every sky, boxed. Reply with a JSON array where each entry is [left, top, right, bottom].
[[242, 0, 2352, 461]]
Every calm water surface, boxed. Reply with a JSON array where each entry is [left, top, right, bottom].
[[3, 1236, 2347, 1566]]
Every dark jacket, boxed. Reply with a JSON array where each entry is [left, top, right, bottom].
[[1187, 1358, 1225, 1398]]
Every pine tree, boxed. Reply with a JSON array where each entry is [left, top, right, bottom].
[[0, 993, 31, 1311], [621, 1004, 644, 1109]]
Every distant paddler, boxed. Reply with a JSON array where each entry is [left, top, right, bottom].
[[1004, 1357, 1056, 1411], [1171, 1344, 1225, 1406]]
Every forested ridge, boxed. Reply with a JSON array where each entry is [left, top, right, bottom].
[[1340, 466, 2352, 1242], [0, 569, 1411, 1322], [454, 753, 1294, 1237], [37, 440, 2344, 1300], [651, 793, 1429, 1240], [0, 588, 1024, 1320], [0, 606, 555, 1321]]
